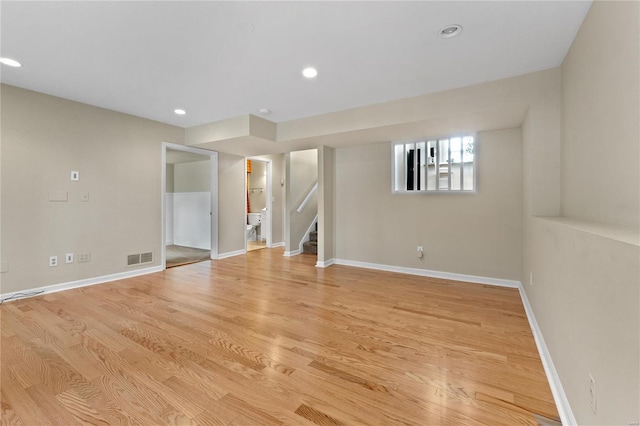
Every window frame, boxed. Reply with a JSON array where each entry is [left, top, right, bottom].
[[391, 134, 478, 194]]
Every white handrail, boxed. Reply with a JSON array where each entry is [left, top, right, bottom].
[[296, 182, 318, 214]]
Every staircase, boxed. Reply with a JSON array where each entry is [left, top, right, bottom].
[[303, 228, 318, 254]]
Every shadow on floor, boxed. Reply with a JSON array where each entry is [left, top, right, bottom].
[[166, 245, 210, 268], [247, 240, 267, 252]]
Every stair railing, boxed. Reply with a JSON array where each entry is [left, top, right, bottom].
[[296, 182, 318, 214]]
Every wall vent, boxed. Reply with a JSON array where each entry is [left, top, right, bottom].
[[127, 252, 154, 267]]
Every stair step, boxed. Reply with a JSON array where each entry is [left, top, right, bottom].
[[309, 231, 318, 242], [303, 241, 317, 254]]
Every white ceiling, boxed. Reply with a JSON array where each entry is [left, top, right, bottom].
[[1, 1, 591, 129]]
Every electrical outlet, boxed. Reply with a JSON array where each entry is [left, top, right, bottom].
[[78, 252, 91, 263], [65, 253, 74, 264], [71, 171, 79, 181], [589, 374, 597, 413], [417, 246, 424, 259], [530, 272, 533, 286], [49, 256, 58, 267]]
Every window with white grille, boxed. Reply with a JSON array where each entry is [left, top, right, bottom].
[[392, 135, 477, 193]]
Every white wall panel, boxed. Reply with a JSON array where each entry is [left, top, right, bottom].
[[173, 192, 211, 250]]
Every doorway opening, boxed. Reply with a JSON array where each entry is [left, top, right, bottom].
[[246, 157, 272, 252], [162, 143, 218, 268]]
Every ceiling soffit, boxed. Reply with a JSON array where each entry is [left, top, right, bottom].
[[184, 69, 553, 157]]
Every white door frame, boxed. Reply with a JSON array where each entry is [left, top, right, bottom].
[[161, 142, 219, 268], [246, 157, 273, 250]]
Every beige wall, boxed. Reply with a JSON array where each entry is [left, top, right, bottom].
[[1, 85, 184, 294], [335, 128, 522, 280], [561, 1, 639, 228], [271, 154, 285, 245], [289, 149, 318, 205], [248, 159, 267, 212], [527, 218, 638, 424], [166, 164, 175, 193], [174, 160, 210, 193], [318, 146, 335, 264], [522, 2, 640, 424], [217, 152, 246, 255]]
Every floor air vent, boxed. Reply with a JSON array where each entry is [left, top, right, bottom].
[[127, 252, 153, 267]]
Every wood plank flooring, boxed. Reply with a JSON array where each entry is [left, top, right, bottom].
[[1, 248, 559, 425]]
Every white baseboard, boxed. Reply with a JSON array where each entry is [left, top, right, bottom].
[[316, 259, 334, 268], [517, 283, 576, 425], [283, 250, 300, 257], [332, 258, 520, 288], [271, 242, 285, 248], [217, 249, 246, 260], [0, 265, 163, 303]]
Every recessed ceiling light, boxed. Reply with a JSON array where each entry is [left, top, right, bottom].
[[439, 24, 463, 39], [302, 67, 318, 78], [174, 109, 186, 115], [259, 108, 271, 116], [0, 57, 22, 67]]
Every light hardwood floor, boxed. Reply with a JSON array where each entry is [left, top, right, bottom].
[[1, 248, 559, 425], [247, 240, 267, 252]]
